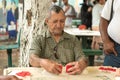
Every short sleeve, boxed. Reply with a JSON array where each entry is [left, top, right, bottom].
[[101, 0, 112, 20], [29, 36, 42, 57]]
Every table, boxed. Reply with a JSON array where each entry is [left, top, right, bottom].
[[64, 28, 101, 48], [0, 31, 21, 67], [64, 28, 100, 36], [0, 40, 20, 67], [64, 28, 102, 66], [4, 66, 116, 80]]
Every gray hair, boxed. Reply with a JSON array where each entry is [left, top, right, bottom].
[[47, 5, 65, 18], [49, 5, 64, 13]]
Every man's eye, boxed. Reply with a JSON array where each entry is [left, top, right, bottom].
[[53, 21, 57, 23], [60, 20, 65, 23]]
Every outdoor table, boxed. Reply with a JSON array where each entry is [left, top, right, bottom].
[[4, 66, 116, 80]]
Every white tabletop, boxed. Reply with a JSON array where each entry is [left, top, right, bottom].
[[64, 28, 100, 36], [4, 66, 117, 80]]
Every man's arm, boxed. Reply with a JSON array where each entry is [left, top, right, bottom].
[[65, 36, 88, 75], [99, 17, 110, 42], [65, 5, 76, 18], [99, 17, 117, 56], [29, 54, 42, 67], [66, 15, 76, 18], [29, 54, 62, 75], [0, 75, 21, 80]]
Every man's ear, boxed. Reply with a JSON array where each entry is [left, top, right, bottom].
[[45, 18, 49, 25], [65, 16, 66, 20]]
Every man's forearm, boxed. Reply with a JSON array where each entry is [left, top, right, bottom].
[[78, 57, 88, 68], [99, 17, 111, 42], [66, 15, 76, 18], [29, 54, 43, 67]]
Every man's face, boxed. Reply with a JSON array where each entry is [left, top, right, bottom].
[[62, 0, 68, 5], [99, 0, 105, 4], [46, 10, 66, 36], [52, 0, 57, 3]]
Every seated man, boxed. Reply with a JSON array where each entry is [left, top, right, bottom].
[[29, 5, 88, 75]]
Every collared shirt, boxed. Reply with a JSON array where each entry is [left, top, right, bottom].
[[30, 30, 85, 65]]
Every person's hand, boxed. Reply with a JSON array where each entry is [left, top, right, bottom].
[[40, 59, 62, 75], [0, 75, 21, 80], [115, 68, 120, 76], [87, 7, 92, 12], [103, 40, 117, 56], [92, 26, 99, 31], [65, 61, 87, 75]]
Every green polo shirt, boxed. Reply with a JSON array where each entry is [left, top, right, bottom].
[[30, 30, 85, 65]]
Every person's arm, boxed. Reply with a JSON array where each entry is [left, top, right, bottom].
[[92, 4, 100, 31], [0, 75, 21, 80], [66, 15, 76, 18], [99, 17, 110, 42], [65, 5, 76, 18], [65, 37, 88, 75], [29, 54, 62, 75], [99, 17, 117, 56], [29, 54, 42, 67]]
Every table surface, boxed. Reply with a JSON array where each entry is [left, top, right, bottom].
[[0, 40, 19, 50], [64, 28, 100, 36], [0, 39, 16, 45], [4, 66, 117, 80]]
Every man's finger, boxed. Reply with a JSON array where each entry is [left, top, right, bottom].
[[112, 48, 117, 56], [56, 65, 62, 73], [67, 70, 76, 75], [67, 66, 75, 72], [66, 62, 75, 66], [53, 68, 60, 75], [104, 50, 109, 55]]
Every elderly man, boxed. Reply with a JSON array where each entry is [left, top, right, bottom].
[[29, 5, 88, 75]]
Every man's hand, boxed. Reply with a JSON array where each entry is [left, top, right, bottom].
[[87, 7, 92, 12], [103, 40, 117, 56], [40, 59, 62, 75], [0, 75, 21, 80], [65, 60, 87, 75]]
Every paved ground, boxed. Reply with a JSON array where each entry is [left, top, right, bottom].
[[0, 49, 19, 75]]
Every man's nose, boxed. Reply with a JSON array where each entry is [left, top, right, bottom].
[[56, 21, 61, 27]]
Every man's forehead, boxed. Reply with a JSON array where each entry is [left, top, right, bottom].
[[50, 10, 65, 16], [63, 0, 68, 1], [49, 11, 65, 20]]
